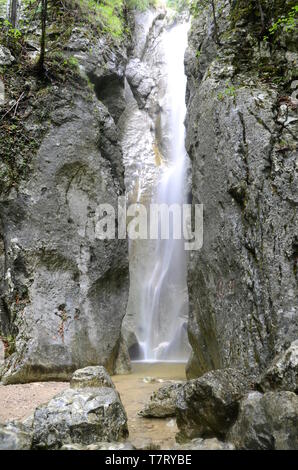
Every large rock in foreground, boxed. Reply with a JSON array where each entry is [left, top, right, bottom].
[[139, 383, 183, 418], [70, 366, 115, 389], [176, 368, 251, 441], [31, 387, 128, 449], [228, 391, 298, 450], [258, 340, 298, 393], [0, 421, 32, 450]]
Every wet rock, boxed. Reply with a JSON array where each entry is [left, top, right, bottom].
[[31, 387, 128, 449], [139, 383, 183, 418], [0, 421, 32, 450], [0, 46, 15, 66], [114, 335, 132, 375], [258, 340, 298, 393], [176, 368, 251, 441], [174, 437, 235, 450], [70, 366, 115, 389], [61, 441, 135, 450], [126, 58, 155, 108], [228, 391, 298, 450]]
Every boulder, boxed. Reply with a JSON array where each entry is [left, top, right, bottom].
[[228, 391, 298, 450], [0, 46, 15, 66], [70, 366, 115, 389], [176, 368, 251, 441], [0, 421, 32, 450], [258, 340, 298, 393], [174, 437, 235, 450], [139, 383, 183, 418], [31, 387, 128, 449]]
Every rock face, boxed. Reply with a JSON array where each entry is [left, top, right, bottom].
[[70, 366, 115, 389], [258, 340, 298, 393], [0, 421, 32, 450], [139, 383, 183, 418], [185, 1, 298, 378], [176, 368, 251, 441], [228, 391, 298, 450], [31, 387, 128, 449], [0, 29, 129, 383]]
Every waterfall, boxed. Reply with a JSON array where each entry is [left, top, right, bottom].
[[138, 21, 190, 362], [121, 12, 190, 363]]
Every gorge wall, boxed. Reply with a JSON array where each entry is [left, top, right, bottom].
[[185, 0, 298, 378], [0, 14, 130, 383]]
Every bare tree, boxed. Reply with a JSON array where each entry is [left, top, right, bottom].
[[256, 0, 265, 33], [211, 0, 221, 46], [37, 0, 48, 72], [8, 0, 18, 28]]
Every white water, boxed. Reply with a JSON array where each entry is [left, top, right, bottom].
[[137, 21, 190, 362]]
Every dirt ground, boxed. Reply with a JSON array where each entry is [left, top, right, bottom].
[[0, 362, 185, 449]]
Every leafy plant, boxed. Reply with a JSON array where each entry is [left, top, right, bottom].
[[217, 84, 237, 101], [268, 5, 298, 36]]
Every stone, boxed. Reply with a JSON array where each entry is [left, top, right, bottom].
[[139, 383, 183, 418], [258, 340, 298, 393], [31, 387, 128, 449], [0, 421, 32, 450], [0, 46, 15, 66], [228, 391, 298, 450], [70, 366, 115, 389], [176, 368, 251, 441], [174, 437, 235, 450]]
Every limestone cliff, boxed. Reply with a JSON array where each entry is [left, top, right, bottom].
[[185, 0, 298, 378], [0, 10, 130, 383]]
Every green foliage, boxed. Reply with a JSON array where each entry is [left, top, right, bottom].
[[217, 84, 237, 101], [268, 5, 298, 36], [167, 0, 191, 12], [231, 0, 298, 40], [127, 0, 157, 11], [0, 19, 24, 56], [0, 335, 16, 358]]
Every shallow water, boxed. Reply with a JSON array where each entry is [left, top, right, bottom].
[[113, 362, 186, 449], [0, 362, 185, 449]]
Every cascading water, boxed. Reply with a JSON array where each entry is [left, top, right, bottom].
[[137, 21, 190, 362]]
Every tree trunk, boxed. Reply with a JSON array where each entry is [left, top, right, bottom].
[[9, 0, 18, 28], [37, 0, 48, 73], [257, 0, 265, 33], [211, 0, 221, 46]]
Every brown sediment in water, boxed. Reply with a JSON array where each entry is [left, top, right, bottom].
[[0, 362, 185, 449], [113, 362, 186, 449]]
